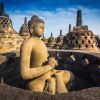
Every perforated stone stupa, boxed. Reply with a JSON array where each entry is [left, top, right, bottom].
[[19, 17, 30, 40], [0, 3, 23, 53], [54, 30, 64, 49], [0, 3, 18, 36], [65, 10, 99, 52], [47, 32, 55, 48]]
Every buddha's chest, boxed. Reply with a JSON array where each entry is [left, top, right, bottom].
[[34, 40, 47, 54], [31, 39, 48, 62], [33, 47, 48, 57]]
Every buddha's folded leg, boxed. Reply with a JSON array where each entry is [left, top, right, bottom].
[[27, 70, 56, 92], [55, 71, 68, 93], [27, 77, 46, 92], [61, 70, 74, 85], [55, 70, 74, 93], [44, 77, 56, 95]]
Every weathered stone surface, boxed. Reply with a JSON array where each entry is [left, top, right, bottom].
[[0, 84, 52, 100], [0, 84, 100, 100], [0, 35, 24, 53], [52, 86, 100, 100], [0, 3, 25, 53]]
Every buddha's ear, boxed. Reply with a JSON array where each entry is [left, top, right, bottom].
[[29, 25, 34, 35]]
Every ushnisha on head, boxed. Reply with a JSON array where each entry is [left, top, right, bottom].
[[28, 15, 45, 37]]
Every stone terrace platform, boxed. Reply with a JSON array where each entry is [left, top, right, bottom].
[[0, 84, 99, 100]]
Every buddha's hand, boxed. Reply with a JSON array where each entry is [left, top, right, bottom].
[[47, 57, 58, 69], [42, 70, 57, 80]]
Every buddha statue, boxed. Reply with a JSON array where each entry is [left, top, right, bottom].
[[20, 15, 74, 95], [54, 30, 64, 49], [47, 32, 55, 48]]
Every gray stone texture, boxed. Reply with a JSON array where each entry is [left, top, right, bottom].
[[0, 84, 100, 100]]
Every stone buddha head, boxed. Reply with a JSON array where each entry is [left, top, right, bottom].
[[28, 15, 45, 37]]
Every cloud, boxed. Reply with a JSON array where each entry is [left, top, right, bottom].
[[8, 6, 100, 37]]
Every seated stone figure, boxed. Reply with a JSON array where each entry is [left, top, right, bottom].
[[20, 15, 74, 95]]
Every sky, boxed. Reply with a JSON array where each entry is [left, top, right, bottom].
[[1, 0, 100, 37]]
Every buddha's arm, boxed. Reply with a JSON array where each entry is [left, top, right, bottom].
[[20, 42, 53, 80]]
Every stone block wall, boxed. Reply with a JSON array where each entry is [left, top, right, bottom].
[[0, 34, 24, 53]]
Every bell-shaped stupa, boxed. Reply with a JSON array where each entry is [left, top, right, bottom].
[[65, 10, 99, 52]]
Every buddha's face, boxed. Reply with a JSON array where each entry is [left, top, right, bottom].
[[30, 23, 44, 37]]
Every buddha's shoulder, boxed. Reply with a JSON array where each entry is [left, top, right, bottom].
[[24, 37, 38, 42], [22, 37, 43, 46], [21, 38, 34, 47]]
